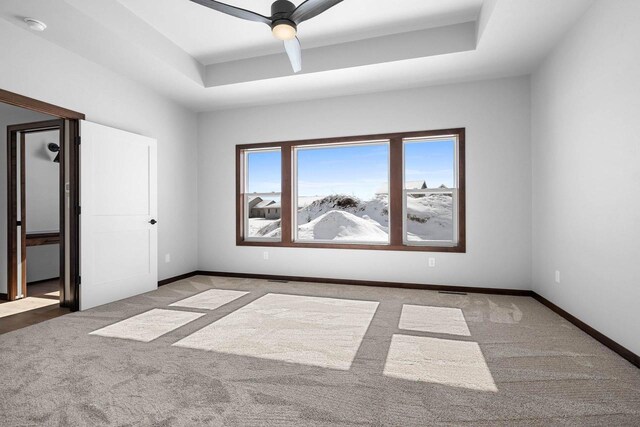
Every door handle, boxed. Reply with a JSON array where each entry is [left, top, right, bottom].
[[149, 219, 157, 225]]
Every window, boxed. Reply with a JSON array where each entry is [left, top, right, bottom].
[[237, 129, 465, 252], [294, 141, 390, 244], [403, 137, 459, 246], [243, 148, 281, 241]]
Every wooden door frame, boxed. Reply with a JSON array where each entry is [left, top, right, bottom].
[[8, 121, 64, 300], [2, 89, 84, 310]]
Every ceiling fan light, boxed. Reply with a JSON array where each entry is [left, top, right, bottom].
[[272, 23, 296, 41]]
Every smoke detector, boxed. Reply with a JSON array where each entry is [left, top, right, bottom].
[[24, 18, 47, 32]]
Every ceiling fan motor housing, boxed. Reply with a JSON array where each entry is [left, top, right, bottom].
[[271, 0, 296, 28]]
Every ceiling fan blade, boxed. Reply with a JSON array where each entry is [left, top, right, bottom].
[[289, 0, 343, 24], [284, 37, 302, 73], [189, 0, 271, 24]]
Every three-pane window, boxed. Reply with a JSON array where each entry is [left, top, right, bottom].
[[238, 129, 465, 252]]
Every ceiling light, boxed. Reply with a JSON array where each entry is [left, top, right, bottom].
[[272, 22, 296, 41], [24, 18, 47, 32]]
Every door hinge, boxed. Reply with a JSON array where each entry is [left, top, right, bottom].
[[77, 275, 81, 285], [74, 136, 81, 145], [76, 205, 81, 215]]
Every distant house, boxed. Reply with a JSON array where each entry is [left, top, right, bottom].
[[375, 180, 427, 196], [248, 196, 263, 210], [249, 197, 281, 219]]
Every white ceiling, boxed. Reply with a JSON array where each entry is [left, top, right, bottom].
[[118, 0, 483, 64], [0, 0, 594, 112]]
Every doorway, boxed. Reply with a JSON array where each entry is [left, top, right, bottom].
[[8, 120, 63, 302], [2, 89, 83, 313]]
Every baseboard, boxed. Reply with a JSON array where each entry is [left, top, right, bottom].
[[194, 270, 534, 296], [158, 270, 638, 369], [532, 292, 639, 369], [27, 277, 60, 286], [0, 293, 7, 301], [158, 271, 198, 287]]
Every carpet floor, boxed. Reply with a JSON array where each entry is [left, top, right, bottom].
[[0, 275, 639, 426]]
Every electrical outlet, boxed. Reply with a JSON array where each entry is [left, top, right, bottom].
[[263, 251, 269, 261], [428, 257, 436, 268], [165, 254, 171, 263], [555, 270, 560, 283]]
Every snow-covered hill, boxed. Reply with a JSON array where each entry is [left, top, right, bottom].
[[298, 210, 388, 241], [250, 193, 453, 242]]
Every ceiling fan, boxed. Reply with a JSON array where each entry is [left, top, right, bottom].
[[189, 0, 344, 73]]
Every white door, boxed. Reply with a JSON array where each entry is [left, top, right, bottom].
[[80, 121, 157, 310]]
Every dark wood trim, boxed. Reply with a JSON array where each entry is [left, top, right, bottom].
[[236, 241, 466, 252], [158, 271, 198, 287], [280, 145, 292, 244], [237, 128, 465, 150], [2, 90, 83, 309], [0, 89, 85, 120], [6, 120, 64, 301], [68, 120, 81, 311], [19, 132, 27, 298], [26, 276, 60, 286], [195, 270, 532, 296], [457, 129, 466, 252], [25, 232, 61, 247], [155, 270, 640, 369], [236, 128, 466, 253], [203, 271, 640, 368], [6, 125, 17, 300], [58, 121, 66, 304], [235, 145, 243, 244], [389, 137, 403, 246], [532, 292, 639, 369]]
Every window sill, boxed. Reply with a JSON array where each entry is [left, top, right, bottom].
[[237, 240, 465, 253]]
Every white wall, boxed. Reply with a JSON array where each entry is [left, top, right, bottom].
[[25, 130, 60, 233], [0, 105, 54, 294], [25, 130, 60, 282], [532, 0, 640, 355], [198, 76, 532, 290], [0, 19, 199, 287]]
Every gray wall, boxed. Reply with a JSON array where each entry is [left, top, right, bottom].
[[25, 130, 60, 282], [531, 0, 640, 355], [0, 18, 199, 287], [198, 76, 532, 290]]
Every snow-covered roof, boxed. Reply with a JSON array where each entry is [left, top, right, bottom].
[[375, 180, 427, 194], [253, 200, 276, 209]]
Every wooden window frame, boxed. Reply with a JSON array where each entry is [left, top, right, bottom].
[[236, 128, 466, 253]]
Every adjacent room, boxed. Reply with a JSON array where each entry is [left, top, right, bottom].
[[1, 0, 639, 425]]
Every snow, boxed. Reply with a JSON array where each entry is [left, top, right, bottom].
[[298, 210, 388, 242], [248, 193, 453, 242], [405, 194, 453, 241], [248, 218, 280, 238]]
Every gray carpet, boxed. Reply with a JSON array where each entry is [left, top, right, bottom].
[[1, 275, 639, 426]]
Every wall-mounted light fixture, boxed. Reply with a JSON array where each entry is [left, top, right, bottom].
[[48, 143, 60, 163]]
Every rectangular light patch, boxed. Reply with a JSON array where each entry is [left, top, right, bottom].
[[89, 308, 204, 342], [169, 289, 249, 310], [399, 305, 470, 336]]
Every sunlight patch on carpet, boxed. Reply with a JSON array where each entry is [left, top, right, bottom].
[[173, 293, 379, 370], [169, 289, 249, 310], [0, 297, 59, 318], [383, 334, 497, 392], [399, 305, 470, 336], [89, 308, 204, 342]]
